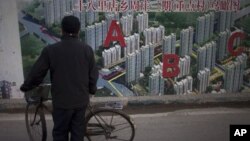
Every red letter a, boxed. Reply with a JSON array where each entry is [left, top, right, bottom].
[[104, 20, 126, 48]]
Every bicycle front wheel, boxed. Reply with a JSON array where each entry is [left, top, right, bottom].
[[85, 109, 135, 141], [25, 103, 47, 141]]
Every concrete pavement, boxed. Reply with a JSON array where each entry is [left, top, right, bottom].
[[0, 107, 250, 141], [133, 108, 250, 141]]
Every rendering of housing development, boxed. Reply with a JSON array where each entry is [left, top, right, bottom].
[[0, 0, 250, 99]]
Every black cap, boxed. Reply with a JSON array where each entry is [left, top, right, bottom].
[[61, 15, 80, 35]]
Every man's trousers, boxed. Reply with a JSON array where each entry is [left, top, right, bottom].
[[52, 106, 87, 141]]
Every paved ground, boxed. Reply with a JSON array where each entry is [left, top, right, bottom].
[[0, 107, 250, 141]]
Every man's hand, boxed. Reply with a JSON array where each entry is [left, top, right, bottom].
[[20, 84, 30, 92]]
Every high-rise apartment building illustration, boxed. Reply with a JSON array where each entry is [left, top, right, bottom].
[[177, 56, 191, 79], [136, 13, 148, 33], [120, 15, 133, 37], [102, 20, 108, 42], [180, 27, 194, 57], [125, 53, 136, 84], [149, 64, 164, 95], [195, 16, 205, 44], [95, 22, 103, 49], [135, 50, 142, 82], [102, 45, 121, 68], [80, 11, 86, 30], [224, 53, 247, 93], [124, 34, 140, 56], [195, 12, 215, 44], [85, 20, 108, 50], [216, 30, 231, 62], [87, 11, 99, 25], [54, 0, 61, 23], [197, 69, 210, 93], [174, 76, 193, 95], [85, 25, 96, 50], [44, 0, 55, 25], [217, 11, 234, 32], [209, 12, 215, 38], [143, 26, 165, 45], [141, 45, 150, 72], [204, 13, 211, 41], [197, 41, 216, 71], [125, 51, 142, 83], [163, 33, 176, 54]]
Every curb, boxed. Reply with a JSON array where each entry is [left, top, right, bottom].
[[127, 93, 250, 105], [0, 93, 250, 112]]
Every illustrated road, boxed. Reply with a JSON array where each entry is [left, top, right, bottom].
[[18, 12, 60, 44], [0, 107, 250, 141]]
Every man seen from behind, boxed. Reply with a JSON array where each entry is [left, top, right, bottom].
[[20, 16, 99, 141]]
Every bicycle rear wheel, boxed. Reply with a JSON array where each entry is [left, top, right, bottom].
[[85, 109, 135, 141], [25, 103, 47, 141]]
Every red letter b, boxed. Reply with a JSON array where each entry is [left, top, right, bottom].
[[162, 54, 180, 78]]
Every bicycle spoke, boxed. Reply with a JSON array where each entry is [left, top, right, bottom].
[[32, 118, 42, 136], [111, 137, 130, 141], [96, 113, 111, 127], [110, 113, 114, 126], [112, 125, 132, 133], [35, 124, 42, 136], [112, 122, 130, 127], [30, 122, 42, 140]]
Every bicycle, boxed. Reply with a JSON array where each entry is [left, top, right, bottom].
[[24, 84, 135, 141]]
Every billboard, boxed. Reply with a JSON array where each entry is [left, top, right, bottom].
[[0, 0, 250, 99]]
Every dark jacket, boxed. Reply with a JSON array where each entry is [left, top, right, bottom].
[[20, 35, 99, 109]]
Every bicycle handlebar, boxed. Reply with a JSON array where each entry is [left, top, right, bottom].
[[24, 84, 51, 104]]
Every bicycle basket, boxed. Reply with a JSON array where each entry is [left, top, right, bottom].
[[25, 84, 51, 103]]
